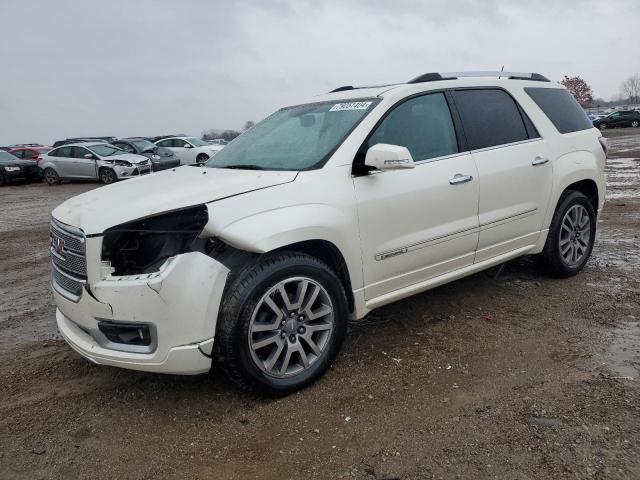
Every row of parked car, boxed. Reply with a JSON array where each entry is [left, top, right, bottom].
[[0, 135, 227, 186], [588, 109, 640, 130]]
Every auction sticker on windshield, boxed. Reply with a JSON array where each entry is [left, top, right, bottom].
[[329, 101, 373, 112]]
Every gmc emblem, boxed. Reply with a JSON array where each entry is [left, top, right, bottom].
[[51, 235, 66, 257]]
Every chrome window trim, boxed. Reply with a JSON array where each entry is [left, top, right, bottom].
[[468, 137, 543, 155]]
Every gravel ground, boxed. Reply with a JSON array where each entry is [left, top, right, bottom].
[[1, 129, 639, 479]]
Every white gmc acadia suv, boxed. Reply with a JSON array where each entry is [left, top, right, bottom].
[[50, 72, 607, 395]]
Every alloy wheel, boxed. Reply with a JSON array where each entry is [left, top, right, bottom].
[[558, 204, 591, 266], [101, 169, 115, 184], [248, 277, 334, 378], [44, 169, 57, 185]]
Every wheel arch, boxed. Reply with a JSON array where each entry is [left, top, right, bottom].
[[545, 149, 605, 228], [271, 239, 355, 315]]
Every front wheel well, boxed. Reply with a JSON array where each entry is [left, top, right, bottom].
[[273, 240, 354, 314], [559, 179, 599, 212]]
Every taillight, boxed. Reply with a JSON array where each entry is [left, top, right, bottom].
[[598, 137, 608, 156]]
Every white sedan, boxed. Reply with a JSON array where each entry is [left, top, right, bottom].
[[154, 136, 223, 165]]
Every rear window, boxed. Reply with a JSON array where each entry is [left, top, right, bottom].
[[525, 88, 593, 134], [453, 89, 529, 150]]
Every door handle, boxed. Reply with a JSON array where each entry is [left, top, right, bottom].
[[532, 157, 549, 166], [449, 174, 473, 185]]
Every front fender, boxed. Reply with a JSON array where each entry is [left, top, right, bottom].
[[204, 202, 364, 290]]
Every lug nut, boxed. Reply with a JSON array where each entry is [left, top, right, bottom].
[[289, 334, 296, 343], [281, 320, 286, 326], [280, 331, 287, 339], [298, 326, 306, 334], [298, 315, 305, 321]]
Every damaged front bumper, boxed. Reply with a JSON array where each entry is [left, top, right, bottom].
[[54, 248, 229, 375]]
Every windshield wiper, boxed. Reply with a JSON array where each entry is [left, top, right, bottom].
[[218, 164, 265, 170]]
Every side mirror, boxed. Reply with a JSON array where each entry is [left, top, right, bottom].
[[183, 144, 192, 148], [84, 153, 94, 159], [364, 144, 415, 171]]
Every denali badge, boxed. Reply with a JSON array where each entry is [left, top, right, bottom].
[[375, 248, 408, 261]]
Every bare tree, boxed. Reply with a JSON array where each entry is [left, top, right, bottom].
[[243, 120, 255, 131], [560, 76, 594, 107], [621, 74, 640, 104]]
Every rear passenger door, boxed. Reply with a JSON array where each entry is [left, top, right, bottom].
[[354, 92, 479, 300], [49, 146, 74, 177], [452, 88, 552, 262]]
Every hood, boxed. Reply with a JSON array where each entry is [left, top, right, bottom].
[[106, 153, 149, 164], [52, 166, 298, 235]]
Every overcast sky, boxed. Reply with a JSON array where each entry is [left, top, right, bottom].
[[1, 0, 639, 145]]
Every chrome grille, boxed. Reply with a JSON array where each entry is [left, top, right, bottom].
[[52, 264, 85, 299], [50, 219, 87, 302], [51, 222, 84, 253]]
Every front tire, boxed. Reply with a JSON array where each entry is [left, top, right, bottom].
[[632, 120, 639, 128], [598, 123, 608, 130], [214, 252, 348, 395], [99, 167, 116, 184], [538, 191, 596, 278], [196, 153, 209, 166], [43, 167, 60, 185]]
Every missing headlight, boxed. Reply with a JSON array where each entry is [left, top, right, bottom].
[[101, 205, 209, 276]]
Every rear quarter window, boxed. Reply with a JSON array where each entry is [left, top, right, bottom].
[[525, 88, 593, 134], [452, 88, 530, 150]]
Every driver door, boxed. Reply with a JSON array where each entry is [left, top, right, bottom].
[[70, 146, 98, 178], [353, 92, 479, 301]]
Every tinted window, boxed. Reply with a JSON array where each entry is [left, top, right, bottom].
[[368, 93, 458, 161], [22, 149, 38, 159], [12, 150, 24, 158], [156, 139, 172, 147], [71, 146, 91, 159], [172, 138, 188, 147], [525, 88, 593, 134], [114, 142, 135, 153], [0, 151, 19, 161], [454, 89, 528, 149], [55, 146, 72, 158]]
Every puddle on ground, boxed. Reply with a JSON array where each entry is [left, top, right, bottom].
[[605, 157, 640, 199], [597, 316, 640, 380]]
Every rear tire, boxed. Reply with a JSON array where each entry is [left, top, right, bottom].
[[538, 191, 596, 278], [214, 252, 348, 396], [196, 153, 209, 166], [632, 120, 639, 128], [99, 167, 116, 184], [43, 167, 60, 185]]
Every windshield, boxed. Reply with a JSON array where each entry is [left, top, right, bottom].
[[131, 139, 156, 152], [88, 144, 123, 157], [0, 151, 19, 161], [186, 137, 208, 147], [206, 99, 379, 171]]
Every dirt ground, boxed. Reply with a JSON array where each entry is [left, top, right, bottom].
[[1, 129, 639, 479]]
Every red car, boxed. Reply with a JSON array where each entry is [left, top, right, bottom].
[[8, 146, 51, 161]]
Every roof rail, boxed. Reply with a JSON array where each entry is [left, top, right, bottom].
[[408, 73, 456, 83], [443, 71, 549, 82], [409, 71, 550, 84], [329, 85, 355, 93]]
